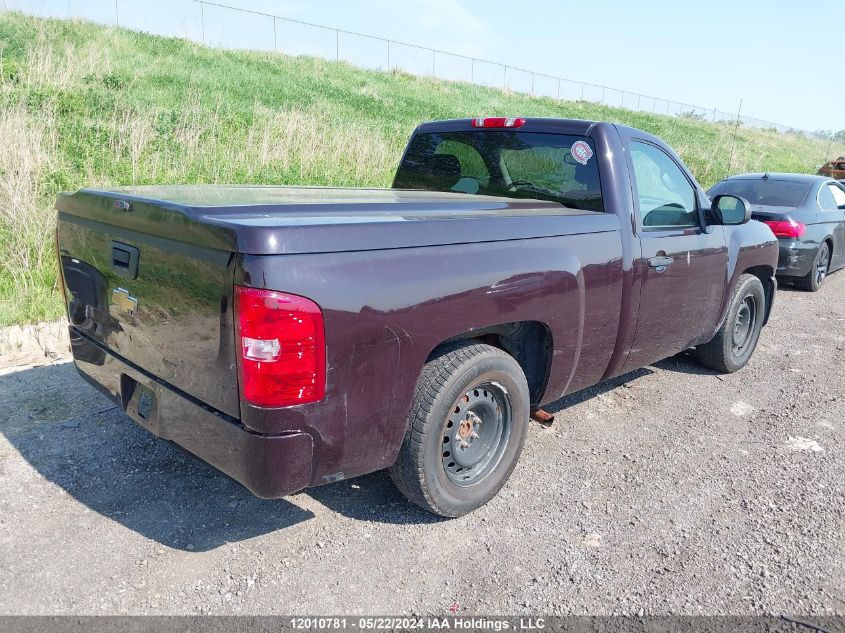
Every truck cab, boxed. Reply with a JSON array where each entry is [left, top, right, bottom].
[[393, 117, 777, 376]]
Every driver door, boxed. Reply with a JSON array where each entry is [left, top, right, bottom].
[[621, 140, 728, 372]]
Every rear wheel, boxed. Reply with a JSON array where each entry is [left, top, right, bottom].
[[797, 242, 830, 292], [695, 273, 765, 373], [389, 342, 530, 517]]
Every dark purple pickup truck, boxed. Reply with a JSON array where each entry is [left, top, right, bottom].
[[56, 117, 778, 517]]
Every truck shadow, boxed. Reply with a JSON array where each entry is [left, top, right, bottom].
[[308, 366, 660, 525], [653, 351, 722, 376], [0, 355, 714, 538], [543, 366, 654, 412], [0, 362, 315, 552], [304, 470, 445, 525]]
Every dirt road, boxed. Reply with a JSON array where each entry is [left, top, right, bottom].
[[1, 275, 843, 616]]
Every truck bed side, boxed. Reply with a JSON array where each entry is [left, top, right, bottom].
[[238, 225, 623, 485]]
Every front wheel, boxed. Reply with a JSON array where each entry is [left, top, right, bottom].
[[389, 342, 530, 517], [695, 273, 766, 373]]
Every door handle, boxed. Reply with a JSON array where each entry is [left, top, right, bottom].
[[648, 255, 674, 269]]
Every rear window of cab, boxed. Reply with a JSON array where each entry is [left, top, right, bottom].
[[394, 131, 603, 212]]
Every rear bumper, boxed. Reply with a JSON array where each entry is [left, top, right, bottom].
[[70, 328, 314, 499], [775, 238, 816, 278]]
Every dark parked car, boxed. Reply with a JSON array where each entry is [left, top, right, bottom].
[[56, 118, 778, 517], [707, 174, 845, 291]]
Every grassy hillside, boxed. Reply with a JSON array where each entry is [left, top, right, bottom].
[[1, 11, 843, 326]]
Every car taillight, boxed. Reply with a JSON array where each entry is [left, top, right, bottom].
[[763, 219, 805, 239], [234, 285, 325, 408], [471, 117, 526, 128]]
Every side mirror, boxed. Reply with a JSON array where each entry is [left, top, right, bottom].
[[711, 194, 751, 225]]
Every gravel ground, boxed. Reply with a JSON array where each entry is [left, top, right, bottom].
[[0, 274, 843, 617]]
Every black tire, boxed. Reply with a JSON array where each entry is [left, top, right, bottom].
[[797, 242, 830, 292], [695, 273, 765, 373], [389, 342, 530, 517]]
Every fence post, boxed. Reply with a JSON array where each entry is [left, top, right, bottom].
[[432, 50, 436, 77], [335, 30, 339, 61], [471, 58, 474, 83], [503, 65, 507, 89], [637, 94, 641, 110], [199, 1, 205, 44], [273, 17, 277, 52], [817, 136, 826, 164], [386, 40, 390, 71], [601, 86, 605, 105], [557, 78, 560, 100], [713, 107, 717, 123], [531, 73, 534, 95], [580, 83, 584, 101], [727, 99, 743, 176], [114, 0, 119, 26]]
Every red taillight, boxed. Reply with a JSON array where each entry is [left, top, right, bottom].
[[234, 285, 325, 408], [471, 117, 526, 128], [763, 219, 805, 239]]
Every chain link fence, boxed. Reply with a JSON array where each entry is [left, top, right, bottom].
[[3, 0, 839, 142]]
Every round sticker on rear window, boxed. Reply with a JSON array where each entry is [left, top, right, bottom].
[[571, 140, 594, 165]]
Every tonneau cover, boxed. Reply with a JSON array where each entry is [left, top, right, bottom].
[[56, 185, 620, 255]]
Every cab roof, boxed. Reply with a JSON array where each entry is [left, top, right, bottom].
[[414, 117, 600, 136], [412, 117, 673, 151]]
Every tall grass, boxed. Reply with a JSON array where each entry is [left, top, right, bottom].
[[0, 104, 58, 323], [0, 11, 843, 326]]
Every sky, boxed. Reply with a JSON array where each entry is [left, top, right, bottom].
[[10, 0, 843, 132]]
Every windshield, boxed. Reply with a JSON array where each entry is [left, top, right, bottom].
[[709, 178, 811, 207], [393, 131, 603, 211]]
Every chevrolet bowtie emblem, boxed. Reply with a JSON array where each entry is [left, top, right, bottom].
[[112, 287, 138, 314]]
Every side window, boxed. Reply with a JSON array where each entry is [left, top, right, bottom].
[[826, 183, 845, 209], [819, 185, 840, 211], [630, 141, 697, 228]]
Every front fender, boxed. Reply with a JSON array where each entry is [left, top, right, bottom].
[[714, 220, 778, 334]]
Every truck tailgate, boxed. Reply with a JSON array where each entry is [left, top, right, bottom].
[[56, 193, 239, 419]]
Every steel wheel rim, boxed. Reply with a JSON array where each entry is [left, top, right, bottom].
[[816, 246, 829, 286], [732, 295, 757, 355], [441, 381, 512, 487]]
